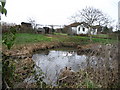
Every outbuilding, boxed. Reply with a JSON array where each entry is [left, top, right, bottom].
[[67, 22, 98, 35]]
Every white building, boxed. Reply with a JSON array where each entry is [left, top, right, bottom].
[[71, 24, 90, 35], [118, 1, 120, 30], [68, 22, 97, 35]]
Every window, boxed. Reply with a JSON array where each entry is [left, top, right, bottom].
[[83, 28, 85, 31], [78, 27, 80, 31]]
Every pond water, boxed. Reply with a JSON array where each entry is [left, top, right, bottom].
[[32, 48, 88, 85], [24, 47, 118, 86]]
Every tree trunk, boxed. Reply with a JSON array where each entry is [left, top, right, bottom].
[[90, 34, 92, 42], [89, 27, 92, 42]]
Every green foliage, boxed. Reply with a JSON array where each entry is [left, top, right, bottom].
[[2, 27, 16, 49], [2, 59, 16, 87], [0, 1, 7, 16], [0, 0, 16, 49]]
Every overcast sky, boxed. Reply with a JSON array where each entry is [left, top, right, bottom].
[[1, 0, 119, 26]]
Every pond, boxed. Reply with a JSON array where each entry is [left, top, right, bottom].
[[24, 47, 118, 87]]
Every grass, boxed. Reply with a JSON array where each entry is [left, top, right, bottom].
[[3, 33, 118, 45], [92, 34, 109, 38], [14, 33, 52, 44], [54, 35, 117, 45], [92, 37, 118, 44], [54, 33, 67, 35]]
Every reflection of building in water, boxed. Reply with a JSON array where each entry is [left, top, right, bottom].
[[62, 51, 75, 57], [118, 1, 120, 30]]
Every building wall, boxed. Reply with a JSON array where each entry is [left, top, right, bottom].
[[70, 25, 98, 35], [76, 25, 88, 34], [71, 27, 77, 34], [118, 1, 120, 30]]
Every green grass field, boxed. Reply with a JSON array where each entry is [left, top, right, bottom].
[[14, 33, 52, 44], [91, 34, 109, 38], [12, 33, 118, 45]]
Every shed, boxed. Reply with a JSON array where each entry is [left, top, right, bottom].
[[67, 22, 98, 35]]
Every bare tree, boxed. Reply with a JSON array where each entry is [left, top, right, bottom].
[[71, 7, 112, 26], [70, 6, 113, 41], [27, 17, 38, 33], [27, 17, 37, 29]]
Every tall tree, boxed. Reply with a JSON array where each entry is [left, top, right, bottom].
[[70, 7, 113, 41], [70, 7, 112, 26]]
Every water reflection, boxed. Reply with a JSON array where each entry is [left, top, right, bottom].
[[32, 49, 88, 85], [21, 43, 119, 88], [26, 46, 118, 87]]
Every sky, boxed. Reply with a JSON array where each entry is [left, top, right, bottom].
[[1, 0, 120, 27]]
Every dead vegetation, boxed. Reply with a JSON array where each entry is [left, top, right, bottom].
[[54, 43, 119, 88], [2, 40, 119, 88]]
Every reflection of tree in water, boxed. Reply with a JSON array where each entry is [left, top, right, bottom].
[[34, 50, 49, 55], [43, 50, 49, 55]]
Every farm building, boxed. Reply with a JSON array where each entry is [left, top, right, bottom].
[[66, 22, 99, 35], [21, 22, 32, 28], [36, 26, 52, 34], [36, 27, 45, 34], [20, 22, 35, 33]]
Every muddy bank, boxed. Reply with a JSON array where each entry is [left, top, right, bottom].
[[3, 42, 78, 58]]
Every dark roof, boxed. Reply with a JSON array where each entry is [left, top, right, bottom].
[[21, 22, 31, 26], [68, 22, 81, 27], [68, 22, 89, 28]]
